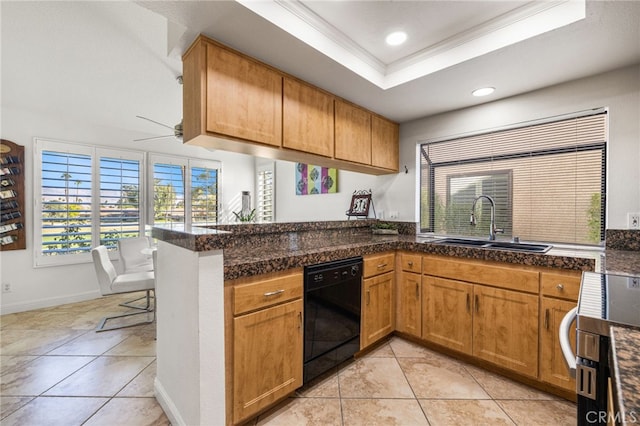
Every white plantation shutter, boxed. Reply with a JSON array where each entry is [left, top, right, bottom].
[[257, 164, 275, 222], [191, 164, 219, 226], [420, 111, 607, 245], [98, 154, 144, 248], [149, 155, 221, 227], [35, 140, 144, 266]]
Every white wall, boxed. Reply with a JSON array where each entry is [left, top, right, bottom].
[[0, 106, 254, 314], [272, 160, 401, 222], [385, 64, 640, 227]]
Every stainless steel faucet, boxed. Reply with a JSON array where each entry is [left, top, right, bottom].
[[470, 195, 503, 240]]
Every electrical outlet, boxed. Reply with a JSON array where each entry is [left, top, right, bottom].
[[628, 277, 640, 290], [389, 211, 399, 219], [628, 213, 640, 230], [2, 283, 11, 293]]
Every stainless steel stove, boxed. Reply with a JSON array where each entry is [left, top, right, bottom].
[[561, 272, 640, 425]]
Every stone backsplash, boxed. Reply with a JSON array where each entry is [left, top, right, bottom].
[[606, 229, 640, 251]]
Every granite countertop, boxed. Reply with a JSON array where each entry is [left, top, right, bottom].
[[152, 222, 640, 280], [609, 326, 640, 425]]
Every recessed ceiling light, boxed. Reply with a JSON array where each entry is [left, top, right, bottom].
[[472, 87, 495, 97], [385, 31, 407, 46]]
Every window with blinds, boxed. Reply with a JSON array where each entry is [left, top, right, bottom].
[[420, 111, 607, 245], [40, 150, 93, 256], [152, 163, 186, 224], [35, 140, 146, 266], [191, 166, 218, 225], [256, 166, 274, 222], [34, 140, 222, 267], [149, 155, 221, 227], [99, 157, 142, 248]]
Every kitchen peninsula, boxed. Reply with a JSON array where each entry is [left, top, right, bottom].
[[151, 220, 640, 425]]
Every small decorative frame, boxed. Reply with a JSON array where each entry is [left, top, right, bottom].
[[346, 189, 374, 219]]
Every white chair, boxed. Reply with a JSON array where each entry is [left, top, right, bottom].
[[117, 236, 154, 273], [91, 245, 155, 332], [117, 236, 155, 310]]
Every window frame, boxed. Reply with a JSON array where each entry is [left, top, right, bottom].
[[256, 161, 275, 223], [34, 138, 146, 267], [147, 154, 222, 228], [33, 139, 222, 267], [418, 110, 607, 246]]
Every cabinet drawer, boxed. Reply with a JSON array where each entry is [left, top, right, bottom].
[[234, 272, 303, 315], [364, 252, 395, 278], [400, 253, 422, 273], [541, 271, 581, 301], [422, 255, 539, 294]]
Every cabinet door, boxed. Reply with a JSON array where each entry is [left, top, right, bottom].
[[233, 299, 303, 423], [335, 100, 371, 165], [473, 285, 539, 378], [540, 297, 577, 391], [361, 271, 394, 349], [283, 78, 334, 157], [371, 115, 399, 171], [206, 43, 282, 147], [422, 276, 473, 354], [397, 272, 422, 337]]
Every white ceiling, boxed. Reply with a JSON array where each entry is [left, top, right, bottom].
[[2, 1, 639, 143]]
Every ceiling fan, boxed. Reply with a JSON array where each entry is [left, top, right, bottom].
[[134, 75, 183, 142], [133, 115, 183, 142]]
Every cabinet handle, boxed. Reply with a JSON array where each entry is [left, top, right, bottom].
[[466, 294, 471, 313], [367, 289, 371, 305], [298, 311, 302, 330], [474, 295, 479, 313], [263, 289, 285, 297], [415, 282, 419, 299], [408, 261, 414, 267], [545, 308, 550, 330], [377, 263, 388, 269], [556, 284, 564, 292]]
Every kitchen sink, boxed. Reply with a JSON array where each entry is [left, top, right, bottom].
[[433, 238, 489, 247], [433, 238, 552, 253]]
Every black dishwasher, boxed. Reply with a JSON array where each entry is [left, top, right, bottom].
[[304, 257, 362, 383]]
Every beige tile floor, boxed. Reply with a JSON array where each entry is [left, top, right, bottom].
[[1, 293, 577, 425]]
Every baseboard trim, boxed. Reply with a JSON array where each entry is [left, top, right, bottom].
[[0, 290, 101, 314], [155, 377, 187, 426]]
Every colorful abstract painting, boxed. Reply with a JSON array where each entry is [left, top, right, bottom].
[[295, 163, 337, 195]]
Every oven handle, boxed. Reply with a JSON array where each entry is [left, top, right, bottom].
[[559, 306, 577, 378]]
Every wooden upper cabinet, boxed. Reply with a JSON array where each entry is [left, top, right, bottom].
[[183, 35, 399, 175], [283, 78, 334, 157], [371, 115, 399, 171], [205, 43, 282, 147], [335, 100, 372, 165]]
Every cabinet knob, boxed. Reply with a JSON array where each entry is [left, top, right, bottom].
[[408, 261, 414, 267], [556, 284, 564, 291]]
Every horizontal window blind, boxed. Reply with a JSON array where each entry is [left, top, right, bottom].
[[99, 157, 142, 248], [191, 166, 218, 225], [257, 168, 274, 222], [41, 151, 93, 255], [420, 112, 606, 245], [152, 163, 186, 224]]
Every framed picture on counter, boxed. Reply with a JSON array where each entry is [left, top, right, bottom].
[[346, 191, 372, 218]]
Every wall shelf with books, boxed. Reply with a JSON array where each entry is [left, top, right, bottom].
[[1, 139, 26, 250]]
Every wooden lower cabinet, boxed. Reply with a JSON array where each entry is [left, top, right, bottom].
[[473, 285, 539, 378], [233, 299, 303, 423], [540, 297, 577, 391], [396, 271, 422, 337], [422, 276, 473, 355], [361, 271, 394, 349]]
